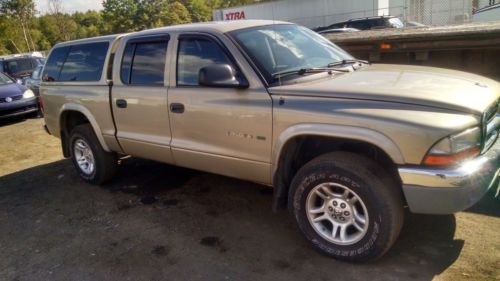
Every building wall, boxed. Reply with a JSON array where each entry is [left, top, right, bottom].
[[213, 0, 473, 28], [213, 0, 382, 28]]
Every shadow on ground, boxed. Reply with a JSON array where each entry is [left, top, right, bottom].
[[0, 157, 492, 281], [0, 116, 27, 127], [464, 187, 500, 218]]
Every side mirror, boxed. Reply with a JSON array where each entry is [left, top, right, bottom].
[[199, 64, 249, 89]]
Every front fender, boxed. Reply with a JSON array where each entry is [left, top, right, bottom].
[[272, 123, 405, 176]]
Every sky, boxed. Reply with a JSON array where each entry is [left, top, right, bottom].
[[35, 0, 103, 14]]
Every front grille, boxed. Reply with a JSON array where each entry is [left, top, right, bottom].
[[485, 102, 499, 123], [483, 101, 500, 151], [0, 95, 23, 103], [0, 105, 37, 116]]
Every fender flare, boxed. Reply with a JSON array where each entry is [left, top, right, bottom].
[[59, 103, 111, 152], [272, 123, 405, 178], [270, 123, 405, 211]]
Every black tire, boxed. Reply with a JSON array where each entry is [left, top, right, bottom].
[[69, 124, 117, 184], [289, 152, 404, 262]]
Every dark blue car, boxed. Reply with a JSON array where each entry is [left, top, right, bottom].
[[0, 72, 38, 119]]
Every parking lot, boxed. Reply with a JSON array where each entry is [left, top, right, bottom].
[[0, 117, 499, 281]]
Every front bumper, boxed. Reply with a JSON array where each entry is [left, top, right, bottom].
[[0, 97, 38, 119], [398, 139, 499, 214]]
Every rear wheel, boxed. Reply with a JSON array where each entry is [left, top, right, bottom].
[[289, 152, 404, 262], [69, 124, 117, 184]]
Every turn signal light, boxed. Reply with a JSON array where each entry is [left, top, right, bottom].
[[423, 146, 480, 166], [380, 43, 392, 49]]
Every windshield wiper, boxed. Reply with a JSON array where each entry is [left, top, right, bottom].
[[272, 67, 349, 79], [327, 59, 370, 68]]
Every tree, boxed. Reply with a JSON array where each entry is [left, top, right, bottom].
[[102, 0, 140, 33], [0, 0, 37, 52], [136, 0, 170, 29], [163, 1, 191, 26], [47, 0, 77, 42], [0, 0, 267, 55], [183, 0, 212, 22]]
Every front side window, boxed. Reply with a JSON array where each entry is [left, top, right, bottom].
[[120, 40, 168, 85], [230, 24, 353, 84], [59, 42, 109, 82], [42, 46, 70, 82], [177, 37, 233, 86]]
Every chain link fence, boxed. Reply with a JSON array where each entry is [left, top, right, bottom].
[[405, 0, 473, 25], [289, 0, 474, 27]]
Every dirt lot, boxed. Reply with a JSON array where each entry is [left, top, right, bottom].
[[0, 118, 499, 281]]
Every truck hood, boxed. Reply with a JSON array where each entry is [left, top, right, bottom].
[[269, 64, 500, 114]]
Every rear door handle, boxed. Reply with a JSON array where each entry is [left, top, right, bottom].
[[116, 99, 127, 108], [170, 103, 184, 113]]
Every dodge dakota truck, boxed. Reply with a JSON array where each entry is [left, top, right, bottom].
[[41, 20, 499, 262]]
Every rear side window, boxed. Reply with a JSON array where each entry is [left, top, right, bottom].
[[59, 42, 109, 81], [120, 39, 168, 85], [42, 46, 70, 82]]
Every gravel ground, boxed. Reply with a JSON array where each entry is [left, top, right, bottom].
[[0, 118, 499, 281]]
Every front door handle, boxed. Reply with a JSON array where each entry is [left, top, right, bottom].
[[170, 103, 185, 113], [116, 99, 127, 108]]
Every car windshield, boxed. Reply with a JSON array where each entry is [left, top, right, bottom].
[[31, 66, 43, 79], [6, 58, 33, 74], [388, 18, 404, 28], [230, 24, 353, 84], [0, 72, 14, 85]]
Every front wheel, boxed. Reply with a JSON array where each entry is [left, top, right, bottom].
[[69, 124, 117, 184], [289, 152, 404, 262]]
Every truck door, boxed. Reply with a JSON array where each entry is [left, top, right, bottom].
[[167, 33, 273, 184], [111, 34, 174, 163]]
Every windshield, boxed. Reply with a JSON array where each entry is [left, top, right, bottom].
[[31, 66, 43, 79], [388, 18, 404, 28], [6, 58, 33, 74], [230, 24, 353, 84], [0, 72, 14, 85]]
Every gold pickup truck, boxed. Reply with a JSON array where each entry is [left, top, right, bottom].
[[41, 20, 499, 262]]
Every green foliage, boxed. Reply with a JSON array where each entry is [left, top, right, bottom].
[[0, 0, 265, 55], [184, 0, 212, 22], [163, 1, 192, 26], [102, 0, 140, 33]]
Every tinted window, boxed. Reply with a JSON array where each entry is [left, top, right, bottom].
[[348, 21, 371, 30], [177, 38, 232, 86], [120, 43, 134, 83], [42, 46, 70, 81], [59, 42, 109, 81], [6, 58, 33, 74], [121, 40, 168, 85]]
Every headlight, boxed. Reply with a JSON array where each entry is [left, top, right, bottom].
[[22, 89, 35, 99], [423, 127, 481, 166]]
